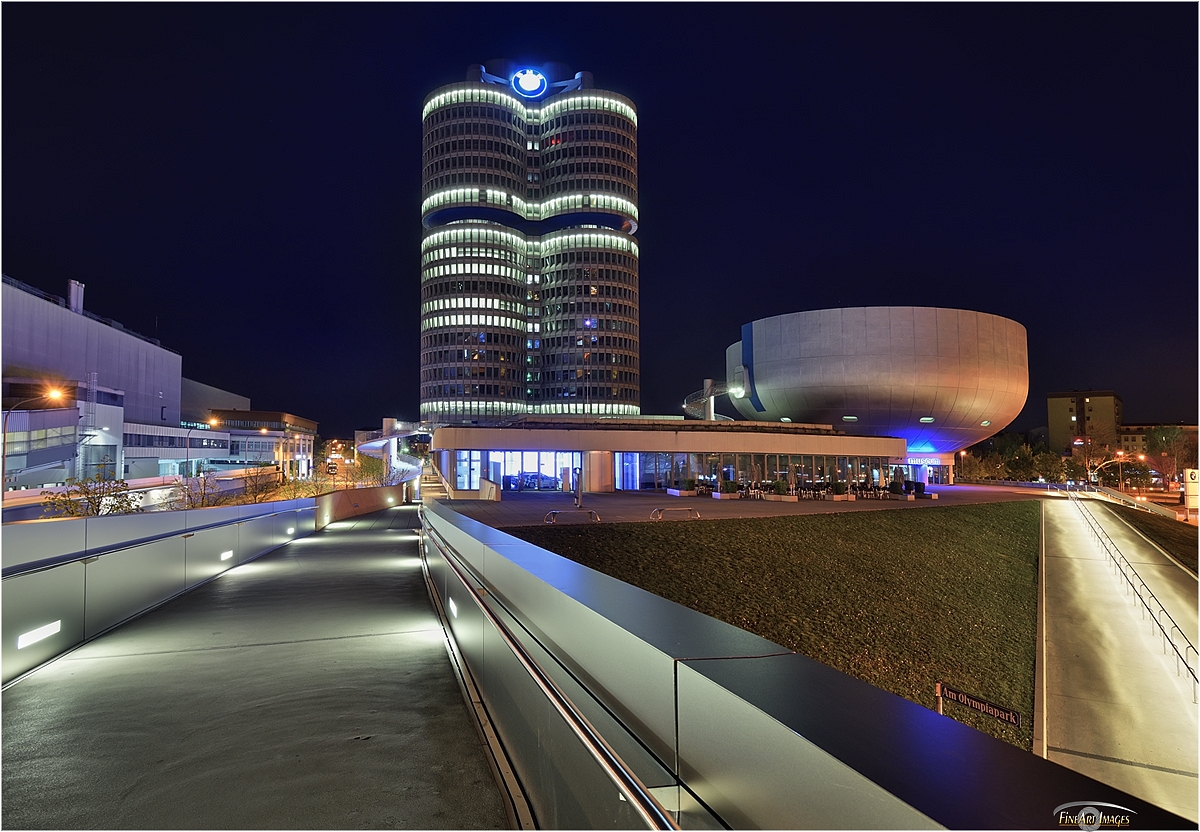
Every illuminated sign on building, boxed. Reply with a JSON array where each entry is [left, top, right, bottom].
[[906, 457, 943, 465], [511, 69, 548, 98]]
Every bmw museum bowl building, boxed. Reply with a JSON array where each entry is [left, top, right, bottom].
[[725, 307, 1029, 485]]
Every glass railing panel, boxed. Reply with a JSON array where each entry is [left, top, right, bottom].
[[483, 589, 676, 792], [84, 538, 186, 638], [479, 618, 657, 829], [184, 523, 239, 588], [676, 659, 940, 830], [2, 563, 85, 683]]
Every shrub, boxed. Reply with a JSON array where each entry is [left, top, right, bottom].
[[915, 481, 926, 495], [683, 479, 697, 491], [773, 480, 790, 495], [832, 481, 849, 495], [719, 479, 740, 494], [889, 481, 904, 495]]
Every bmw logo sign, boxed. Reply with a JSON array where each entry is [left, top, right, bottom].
[[511, 69, 548, 98]]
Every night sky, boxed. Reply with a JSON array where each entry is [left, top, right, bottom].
[[4, 3, 1196, 438]]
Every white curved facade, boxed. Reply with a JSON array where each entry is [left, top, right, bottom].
[[725, 307, 1028, 455]]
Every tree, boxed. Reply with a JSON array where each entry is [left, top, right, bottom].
[[42, 465, 144, 518], [278, 474, 319, 500], [1032, 452, 1065, 483], [1004, 444, 1037, 482], [238, 463, 280, 504], [1145, 426, 1197, 487], [956, 452, 989, 480], [168, 466, 227, 510]]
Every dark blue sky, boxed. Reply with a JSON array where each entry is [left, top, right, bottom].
[[4, 3, 1196, 437]]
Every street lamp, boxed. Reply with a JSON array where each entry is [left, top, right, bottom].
[[182, 417, 219, 478], [3, 388, 65, 494], [1115, 450, 1145, 493]]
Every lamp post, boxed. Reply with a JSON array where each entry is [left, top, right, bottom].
[[3, 388, 64, 494], [183, 418, 218, 478]]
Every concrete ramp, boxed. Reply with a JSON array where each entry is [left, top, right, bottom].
[[1042, 498, 1198, 822]]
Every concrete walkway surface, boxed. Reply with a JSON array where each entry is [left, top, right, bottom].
[[1042, 498, 1198, 823], [1, 506, 508, 830]]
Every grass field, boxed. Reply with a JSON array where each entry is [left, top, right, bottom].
[[1105, 504, 1199, 575], [507, 501, 1041, 750]]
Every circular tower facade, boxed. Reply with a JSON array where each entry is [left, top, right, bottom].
[[420, 61, 640, 423], [724, 307, 1028, 454]]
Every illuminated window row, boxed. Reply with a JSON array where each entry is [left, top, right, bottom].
[[539, 94, 637, 128], [422, 247, 522, 267], [529, 402, 641, 416], [423, 87, 524, 121], [541, 230, 638, 258], [422, 188, 638, 223], [541, 193, 637, 221], [423, 226, 529, 253], [420, 399, 529, 415], [423, 88, 638, 130], [421, 297, 525, 315], [423, 262, 523, 281], [421, 313, 526, 332]]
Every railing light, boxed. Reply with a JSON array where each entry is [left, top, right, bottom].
[[286, 527, 295, 534], [448, 597, 458, 619], [220, 550, 233, 561], [17, 620, 61, 649]]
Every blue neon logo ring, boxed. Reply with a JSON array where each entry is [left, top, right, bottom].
[[511, 69, 548, 98]]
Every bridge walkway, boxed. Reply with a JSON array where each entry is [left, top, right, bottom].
[[1, 505, 508, 830]]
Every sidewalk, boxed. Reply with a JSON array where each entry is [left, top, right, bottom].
[[1041, 498, 1198, 822], [1, 506, 508, 830]]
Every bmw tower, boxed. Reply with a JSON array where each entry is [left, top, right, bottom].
[[420, 61, 640, 423]]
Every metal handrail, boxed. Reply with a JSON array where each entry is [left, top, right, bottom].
[[544, 509, 600, 524], [422, 520, 679, 830], [650, 507, 701, 521], [1067, 491, 1198, 701]]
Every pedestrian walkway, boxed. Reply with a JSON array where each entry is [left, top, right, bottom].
[[1, 506, 508, 830], [1042, 497, 1198, 823]]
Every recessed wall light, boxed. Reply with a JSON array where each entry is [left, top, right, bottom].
[[17, 620, 61, 649], [842, 416, 858, 422], [980, 420, 991, 427], [919, 417, 935, 423]]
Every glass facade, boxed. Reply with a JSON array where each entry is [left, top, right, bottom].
[[420, 66, 640, 423], [609, 453, 898, 491], [454, 449, 583, 492]]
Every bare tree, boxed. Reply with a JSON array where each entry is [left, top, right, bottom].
[[168, 466, 227, 510], [41, 459, 144, 517], [238, 463, 281, 504]]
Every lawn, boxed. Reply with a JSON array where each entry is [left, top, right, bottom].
[[1105, 504, 1198, 575], [507, 501, 1041, 750]]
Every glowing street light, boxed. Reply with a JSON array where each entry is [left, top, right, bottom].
[[1114, 450, 1145, 493], [3, 387, 65, 494], [183, 417, 221, 478]]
